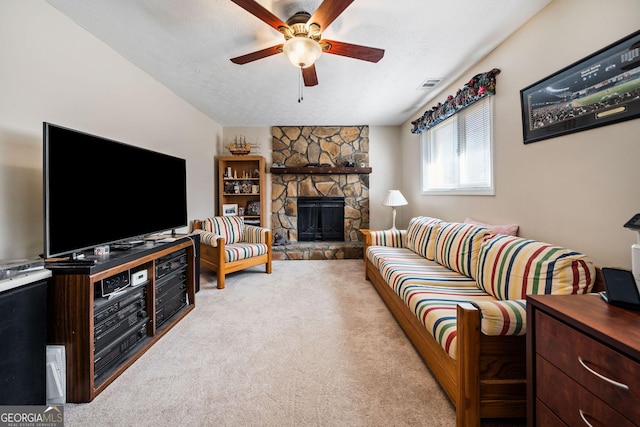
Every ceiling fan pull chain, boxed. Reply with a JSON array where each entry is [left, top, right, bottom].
[[298, 66, 304, 103]]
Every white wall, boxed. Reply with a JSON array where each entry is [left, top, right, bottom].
[[223, 125, 403, 230], [0, 0, 222, 259], [400, 0, 640, 269], [368, 126, 403, 229]]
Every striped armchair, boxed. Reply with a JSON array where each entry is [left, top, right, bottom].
[[192, 216, 271, 289]]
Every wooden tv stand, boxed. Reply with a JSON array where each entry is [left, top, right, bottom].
[[46, 237, 197, 402]]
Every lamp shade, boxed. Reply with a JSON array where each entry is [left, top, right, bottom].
[[283, 37, 322, 68], [382, 190, 408, 207]]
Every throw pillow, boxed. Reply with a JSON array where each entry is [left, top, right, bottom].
[[405, 216, 442, 260], [476, 234, 596, 300], [464, 217, 519, 236], [434, 222, 493, 279]]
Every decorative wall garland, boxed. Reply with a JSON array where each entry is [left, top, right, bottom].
[[411, 68, 501, 134]]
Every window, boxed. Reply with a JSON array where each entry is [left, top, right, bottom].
[[421, 96, 494, 195]]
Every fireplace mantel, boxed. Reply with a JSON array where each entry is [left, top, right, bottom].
[[270, 166, 372, 175]]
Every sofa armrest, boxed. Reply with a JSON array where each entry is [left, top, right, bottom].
[[243, 225, 271, 244], [473, 299, 527, 336], [366, 229, 406, 248], [192, 229, 222, 247]]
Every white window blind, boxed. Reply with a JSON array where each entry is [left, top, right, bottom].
[[421, 96, 494, 195]]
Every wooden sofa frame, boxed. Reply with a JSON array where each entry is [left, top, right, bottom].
[[363, 234, 603, 426], [193, 219, 272, 289], [365, 257, 525, 426]]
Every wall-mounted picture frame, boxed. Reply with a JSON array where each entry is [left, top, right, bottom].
[[222, 203, 238, 216], [245, 201, 260, 217], [520, 29, 640, 144]]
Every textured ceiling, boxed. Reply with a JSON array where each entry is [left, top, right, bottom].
[[45, 0, 551, 127]]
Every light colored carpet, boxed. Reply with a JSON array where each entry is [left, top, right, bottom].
[[65, 260, 458, 426]]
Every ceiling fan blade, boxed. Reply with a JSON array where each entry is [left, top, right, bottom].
[[230, 0, 288, 31], [308, 0, 354, 31], [230, 44, 283, 64], [321, 39, 384, 63], [302, 65, 318, 87]]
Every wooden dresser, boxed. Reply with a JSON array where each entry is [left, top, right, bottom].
[[527, 294, 640, 426]]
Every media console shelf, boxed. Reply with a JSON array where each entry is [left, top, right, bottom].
[[46, 237, 197, 403]]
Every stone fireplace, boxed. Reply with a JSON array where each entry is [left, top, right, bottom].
[[271, 126, 370, 259]]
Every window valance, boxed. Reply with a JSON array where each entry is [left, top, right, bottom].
[[411, 68, 501, 134]]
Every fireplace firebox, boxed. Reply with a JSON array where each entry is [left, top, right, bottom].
[[297, 197, 345, 241]]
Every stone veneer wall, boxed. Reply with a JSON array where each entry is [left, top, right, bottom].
[[271, 126, 370, 243]]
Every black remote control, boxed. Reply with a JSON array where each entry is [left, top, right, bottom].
[[47, 259, 97, 267]]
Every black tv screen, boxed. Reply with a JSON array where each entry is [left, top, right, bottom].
[[43, 122, 187, 258]]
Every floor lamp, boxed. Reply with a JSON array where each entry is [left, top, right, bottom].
[[383, 190, 408, 230]]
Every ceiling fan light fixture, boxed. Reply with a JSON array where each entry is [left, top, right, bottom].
[[283, 37, 322, 68]]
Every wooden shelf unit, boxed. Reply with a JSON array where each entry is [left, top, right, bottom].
[[46, 238, 197, 403], [218, 155, 266, 227]]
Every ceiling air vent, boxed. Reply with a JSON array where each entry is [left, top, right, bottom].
[[419, 78, 441, 90]]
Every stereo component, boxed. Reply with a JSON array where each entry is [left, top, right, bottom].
[[131, 269, 148, 287], [156, 293, 187, 327], [93, 286, 147, 354], [97, 270, 131, 297], [155, 258, 188, 328], [94, 302, 144, 339], [94, 320, 148, 380], [94, 287, 145, 324], [94, 308, 147, 353], [156, 249, 187, 279], [156, 268, 187, 297]]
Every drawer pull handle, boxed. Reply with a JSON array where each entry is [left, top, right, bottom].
[[578, 357, 629, 391], [579, 409, 594, 427]]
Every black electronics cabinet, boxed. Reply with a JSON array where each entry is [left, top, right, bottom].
[[0, 269, 51, 404]]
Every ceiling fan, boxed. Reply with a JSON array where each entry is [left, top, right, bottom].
[[229, 0, 385, 87]]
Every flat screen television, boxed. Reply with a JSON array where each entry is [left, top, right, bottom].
[[43, 122, 187, 259]]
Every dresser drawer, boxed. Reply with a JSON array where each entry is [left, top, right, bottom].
[[535, 399, 566, 427], [535, 310, 640, 423], [536, 355, 635, 427]]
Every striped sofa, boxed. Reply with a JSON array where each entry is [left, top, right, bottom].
[[192, 216, 272, 289], [364, 216, 598, 426]]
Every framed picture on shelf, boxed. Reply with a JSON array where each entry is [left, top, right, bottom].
[[222, 203, 238, 216], [520, 29, 640, 144], [224, 181, 235, 193], [245, 200, 260, 216]]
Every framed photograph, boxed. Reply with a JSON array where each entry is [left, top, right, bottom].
[[222, 203, 238, 216], [245, 200, 260, 217], [520, 30, 640, 144]]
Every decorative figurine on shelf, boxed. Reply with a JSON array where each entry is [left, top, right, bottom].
[[226, 135, 251, 156], [246, 201, 260, 216]]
